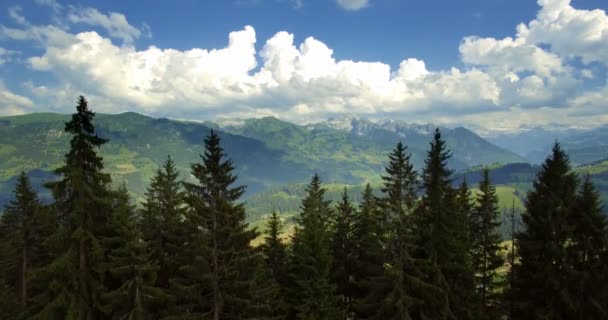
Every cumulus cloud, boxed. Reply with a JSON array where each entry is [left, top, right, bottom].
[[1, 0, 607, 132], [336, 0, 369, 11]]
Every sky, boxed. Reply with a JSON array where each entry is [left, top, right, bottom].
[[0, 0, 607, 133]]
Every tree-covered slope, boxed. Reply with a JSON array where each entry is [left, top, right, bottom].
[[0, 112, 534, 209]]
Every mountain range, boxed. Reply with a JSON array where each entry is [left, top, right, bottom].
[[1, 112, 607, 216]]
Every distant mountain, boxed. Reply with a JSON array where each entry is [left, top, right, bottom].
[[484, 127, 583, 158], [1, 112, 525, 209], [484, 124, 608, 165], [519, 125, 608, 165], [300, 115, 526, 169]]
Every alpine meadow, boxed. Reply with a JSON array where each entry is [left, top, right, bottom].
[[1, 0, 608, 319]]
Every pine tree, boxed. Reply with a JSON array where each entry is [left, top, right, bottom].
[[511, 142, 578, 319], [259, 210, 288, 318], [32, 96, 113, 320], [287, 174, 341, 320], [101, 185, 163, 320], [470, 169, 504, 319], [0, 172, 42, 307], [567, 175, 608, 318], [139, 156, 186, 316], [0, 172, 53, 318], [380, 142, 417, 224], [455, 178, 473, 250], [173, 130, 258, 319], [413, 129, 475, 319], [330, 188, 357, 318], [350, 184, 386, 319], [372, 142, 447, 320]]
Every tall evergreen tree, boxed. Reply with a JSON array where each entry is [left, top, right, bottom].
[[373, 142, 447, 320], [261, 211, 288, 290], [173, 130, 258, 319], [33, 96, 113, 320], [455, 178, 473, 250], [139, 156, 186, 316], [470, 169, 504, 319], [0, 172, 53, 318], [259, 210, 288, 319], [511, 143, 578, 319], [380, 142, 417, 223], [0, 172, 43, 307], [567, 175, 608, 318], [330, 188, 357, 318], [414, 129, 475, 319], [101, 185, 162, 320], [287, 174, 341, 320], [351, 184, 386, 319]]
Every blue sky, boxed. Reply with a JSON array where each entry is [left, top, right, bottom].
[[0, 0, 607, 133]]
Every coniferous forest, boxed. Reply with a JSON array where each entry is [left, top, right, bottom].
[[1, 97, 607, 320]]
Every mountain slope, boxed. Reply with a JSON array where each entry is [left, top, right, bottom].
[[1, 112, 527, 208]]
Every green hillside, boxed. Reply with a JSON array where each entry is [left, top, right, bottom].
[[0, 112, 526, 209]]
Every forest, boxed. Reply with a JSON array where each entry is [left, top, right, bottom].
[[1, 96, 607, 320]]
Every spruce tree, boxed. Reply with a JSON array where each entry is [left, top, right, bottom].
[[173, 130, 258, 319], [330, 188, 357, 318], [0, 172, 53, 318], [261, 210, 288, 290], [0, 172, 43, 307], [259, 210, 288, 318], [101, 185, 162, 320], [350, 184, 386, 319], [139, 156, 186, 316], [33, 96, 113, 319], [511, 143, 578, 319], [470, 169, 504, 319], [380, 142, 417, 224], [567, 175, 608, 318], [287, 174, 341, 320], [372, 142, 447, 320], [414, 129, 475, 319]]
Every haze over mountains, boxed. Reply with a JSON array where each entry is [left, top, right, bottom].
[[1, 112, 607, 212]]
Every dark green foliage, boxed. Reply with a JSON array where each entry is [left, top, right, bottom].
[[261, 211, 288, 290], [0, 172, 53, 318], [414, 129, 475, 319], [139, 156, 186, 316], [32, 96, 114, 319], [372, 142, 448, 320], [512, 143, 579, 319], [101, 185, 162, 320], [259, 211, 288, 318], [470, 169, 504, 319], [350, 184, 386, 318], [172, 130, 259, 319], [567, 175, 608, 318], [380, 142, 418, 226], [330, 188, 357, 318], [287, 174, 341, 320]]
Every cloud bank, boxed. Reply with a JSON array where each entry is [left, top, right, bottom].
[[0, 0, 607, 133]]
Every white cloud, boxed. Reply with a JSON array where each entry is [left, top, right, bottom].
[[0, 83, 35, 116], [518, 0, 608, 64], [2, 0, 608, 132], [0, 47, 18, 65], [66, 7, 147, 43], [35, 0, 63, 13], [8, 6, 29, 26], [336, 0, 369, 11]]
